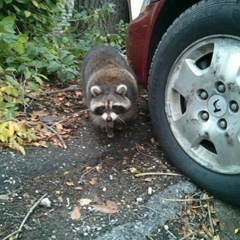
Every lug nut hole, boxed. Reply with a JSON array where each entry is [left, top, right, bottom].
[[199, 111, 209, 122], [218, 119, 227, 130], [215, 81, 226, 93], [197, 89, 208, 100], [229, 100, 239, 113]]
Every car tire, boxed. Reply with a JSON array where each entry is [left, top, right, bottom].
[[148, 0, 240, 206]]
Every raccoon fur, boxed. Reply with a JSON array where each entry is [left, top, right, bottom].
[[82, 45, 138, 138]]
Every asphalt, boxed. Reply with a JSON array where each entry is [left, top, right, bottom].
[[0, 88, 240, 239], [1, 124, 240, 240]]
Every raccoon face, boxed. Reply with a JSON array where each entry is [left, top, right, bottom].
[[89, 84, 131, 123]]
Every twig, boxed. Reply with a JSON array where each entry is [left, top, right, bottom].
[[41, 122, 67, 149], [202, 223, 214, 238], [79, 167, 96, 184], [135, 172, 183, 177], [161, 197, 213, 202], [165, 228, 177, 239], [135, 143, 157, 159], [2, 230, 21, 240], [207, 201, 214, 233], [140, 205, 162, 215], [27, 121, 67, 149], [44, 85, 82, 94], [52, 109, 88, 126], [179, 231, 195, 240], [2, 193, 47, 240], [0, 118, 14, 123]]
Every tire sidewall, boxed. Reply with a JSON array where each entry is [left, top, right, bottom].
[[148, 0, 240, 204]]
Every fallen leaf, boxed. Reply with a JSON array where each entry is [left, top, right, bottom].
[[55, 190, 61, 195], [75, 91, 82, 96], [70, 206, 81, 220], [79, 198, 92, 206], [130, 167, 141, 174], [66, 181, 74, 187], [123, 156, 129, 160], [235, 228, 240, 234], [31, 110, 46, 119], [55, 123, 63, 131], [89, 179, 97, 185], [144, 177, 152, 182], [136, 144, 145, 151], [92, 200, 118, 214], [96, 164, 102, 171]]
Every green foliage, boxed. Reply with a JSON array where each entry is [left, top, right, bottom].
[[0, 0, 127, 153], [81, 20, 128, 53]]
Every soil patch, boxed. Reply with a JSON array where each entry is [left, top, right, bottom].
[[0, 85, 224, 239]]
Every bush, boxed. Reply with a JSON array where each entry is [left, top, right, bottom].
[[0, 0, 127, 153]]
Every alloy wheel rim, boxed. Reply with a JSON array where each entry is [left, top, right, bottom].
[[165, 35, 240, 174]]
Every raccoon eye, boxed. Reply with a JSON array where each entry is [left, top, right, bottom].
[[94, 106, 105, 115], [112, 105, 126, 114]]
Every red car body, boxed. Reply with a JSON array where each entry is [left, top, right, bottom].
[[126, 0, 199, 85]]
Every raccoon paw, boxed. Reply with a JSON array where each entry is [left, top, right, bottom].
[[106, 128, 115, 138], [107, 131, 115, 139]]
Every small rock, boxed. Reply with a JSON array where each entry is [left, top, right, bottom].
[[148, 187, 153, 195], [40, 197, 51, 208], [136, 197, 143, 203], [164, 225, 169, 230]]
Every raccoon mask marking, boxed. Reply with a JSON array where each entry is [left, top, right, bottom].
[[81, 45, 139, 138], [90, 84, 131, 123]]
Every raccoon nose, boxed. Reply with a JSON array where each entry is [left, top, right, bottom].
[[106, 116, 112, 122]]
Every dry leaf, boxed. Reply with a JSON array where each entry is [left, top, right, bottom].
[[96, 164, 102, 171], [89, 179, 97, 185], [55, 190, 61, 195], [74, 186, 83, 191], [235, 228, 240, 234], [66, 181, 74, 187], [136, 144, 145, 151], [70, 206, 81, 220], [123, 156, 129, 160], [79, 198, 92, 206], [144, 177, 152, 182], [130, 167, 141, 174], [55, 123, 63, 130], [92, 200, 118, 214]]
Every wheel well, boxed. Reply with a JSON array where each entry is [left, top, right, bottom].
[[148, 0, 200, 70]]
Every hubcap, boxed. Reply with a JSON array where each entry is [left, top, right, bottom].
[[166, 36, 240, 174]]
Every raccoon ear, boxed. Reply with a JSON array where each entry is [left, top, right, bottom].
[[91, 86, 102, 97], [116, 84, 127, 96]]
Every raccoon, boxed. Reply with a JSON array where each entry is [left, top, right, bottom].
[[82, 45, 138, 138]]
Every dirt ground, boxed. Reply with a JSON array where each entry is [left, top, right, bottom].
[[0, 84, 240, 240]]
